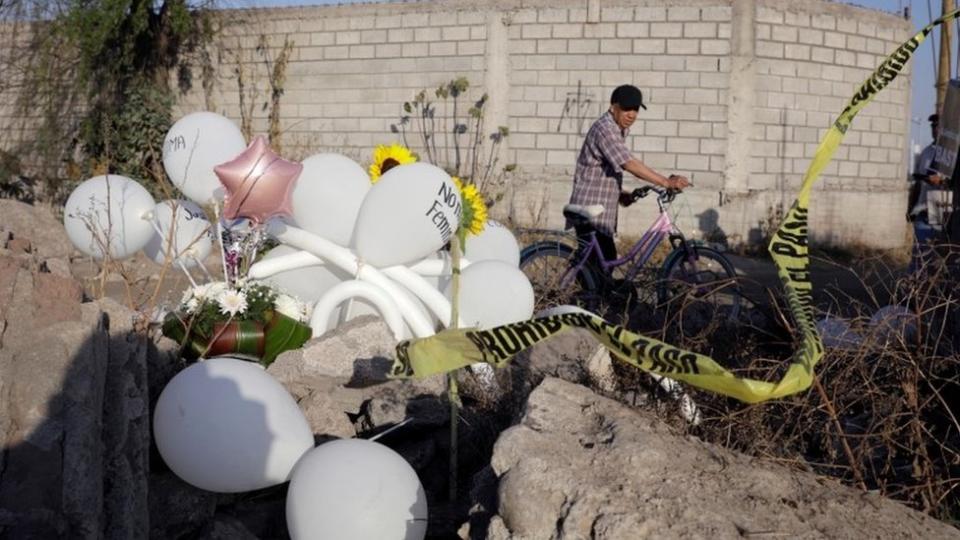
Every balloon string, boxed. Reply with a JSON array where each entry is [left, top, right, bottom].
[[367, 417, 413, 441], [191, 254, 214, 283], [212, 202, 230, 285], [147, 218, 198, 288]]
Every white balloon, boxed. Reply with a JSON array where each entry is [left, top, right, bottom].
[[869, 305, 917, 345], [464, 220, 520, 267], [153, 357, 314, 493], [286, 439, 427, 540], [816, 316, 862, 350], [292, 154, 370, 246], [162, 112, 246, 204], [354, 163, 461, 267], [63, 175, 156, 260], [444, 260, 535, 329], [143, 199, 213, 267]]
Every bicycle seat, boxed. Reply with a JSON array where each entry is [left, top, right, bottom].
[[563, 204, 605, 225]]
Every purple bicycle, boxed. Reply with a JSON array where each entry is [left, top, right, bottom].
[[520, 186, 740, 334]]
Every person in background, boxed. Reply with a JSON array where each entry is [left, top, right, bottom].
[[567, 85, 690, 273], [907, 113, 946, 273]]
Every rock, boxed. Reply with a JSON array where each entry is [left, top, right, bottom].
[[0, 255, 84, 351], [5, 236, 31, 253], [360, 390, 448, 432], [148, 473, 218, 539], [299, 389, 356, 440], [0, 199, 74, 259], [520, 328, 597, 386], [202, 515, 261, 540], [42, 257, 73, 278], [269, 315, 397, 384], [481, 378, 959, 539]]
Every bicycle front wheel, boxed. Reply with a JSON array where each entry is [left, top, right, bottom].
[[657, 245, 741, 337], [520, 241, 599, 312]]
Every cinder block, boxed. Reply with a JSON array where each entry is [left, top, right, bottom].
[[310, 33, 335, 46], [811, 47, 833, 64], [336, 31, 361, 45], [388, 28, 413, 42], [601, 7, 635, 22], [858, 21, 877, 38], [429, 42, 456, 56], [643, 153, 676, 169], [516, 149, 547, 165], [784, 11, 810, 27], [541, 70, 569, 85], [376, 43, 402, 57], [685, 88, 719, 105], [756, 41, 784, 59], [539, 8, 568, 23], [836, 17, 857, 34], [632, 38, 666, 54], [402, 43, 428, 57], [526, 55, 556, 69], [633, 136, 666, 152], [556, 55, 587, 70], [799, 28, 823, 46], [375, 14, 403, 29], [784, 44, 810, 61], [667, 6, 700, 21], [846, 35, 866, 52], [700, 106, 726, 122], [539, 39, 568, 54], [678, 121, 711, 138], [701, 6, 732, 21], [757, 7, 783, 24], [325, 18, 349, 31], [667, 72, 699, 87], [755, 75, 781, 92], [700, 39, 730, 55], [325, 46, 350, 59], [553, 24, 583, 38], [568, 8, 587, 22], [667, 39, 699, 55], [644, 120, 678, 136], [568, 39, 599, 54], [773, 25, 798, 43], [824, 31, 845, 49], [634, 7, 666, 21], [620, 56, 653, 70], [512, 9, 538, 24], [834, 50, 856, 67], [686, 57, 722, 72], [458, 41, 484, 56], [547, 150, 577, 165], [522, 24, 552, 39], [718, 23, 731, 39], [415, 27, 442, 42], [617, 22, 649, 38], [677, 153, 710, 171], [650, 22, 683, 38], [601, 39, 632, 54], [537, 133, 567, 149], [459, 11, 486, 25], [361, 29, 387, 43], [470, 26, 486, 40], [509, 133, 536, 148], [699, 139, 724, 155], [584, 24, 616, 38], [349, 16, 374, 30]]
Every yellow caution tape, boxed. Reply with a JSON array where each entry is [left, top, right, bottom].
[[390, 11, 959, 403]]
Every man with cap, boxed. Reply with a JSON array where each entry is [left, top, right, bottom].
[[567, 84, 690, 272], [907, 113, 947, 273]]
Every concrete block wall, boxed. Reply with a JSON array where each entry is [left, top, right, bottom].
[[1, 0, 916, 248]]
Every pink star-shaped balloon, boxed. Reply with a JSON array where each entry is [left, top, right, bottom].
[[214, 135, 303, 224]]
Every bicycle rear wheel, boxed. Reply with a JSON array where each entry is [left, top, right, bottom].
[[520, 241, 599, 312], [657, 245, 741, 337]]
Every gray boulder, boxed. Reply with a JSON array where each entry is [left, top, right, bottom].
[[472, 378, 960, 540], [0, 199, 74, 259]]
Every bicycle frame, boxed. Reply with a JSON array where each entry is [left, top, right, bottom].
[[563, 198, 687, 287]]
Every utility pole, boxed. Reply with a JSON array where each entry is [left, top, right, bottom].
[[937, 0, 955, 112]]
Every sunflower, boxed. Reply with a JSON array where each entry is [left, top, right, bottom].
[[369, 143, 417, 183], [451, 176, 488, 236]]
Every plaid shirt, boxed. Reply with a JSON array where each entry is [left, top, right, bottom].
[[567, 111, 632, 235]]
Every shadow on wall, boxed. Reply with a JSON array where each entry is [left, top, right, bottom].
[[0, 309, 292, 539], [696, 208, 729, 249]]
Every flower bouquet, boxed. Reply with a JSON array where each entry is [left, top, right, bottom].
[[162, 280, 312, 367]]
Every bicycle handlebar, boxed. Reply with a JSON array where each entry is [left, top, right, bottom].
[[630, 185, 681, 203]]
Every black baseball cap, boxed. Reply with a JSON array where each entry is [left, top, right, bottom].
[[611, 85, 647, 111]]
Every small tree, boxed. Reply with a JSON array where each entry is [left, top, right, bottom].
[[391, 77, 514, 205]]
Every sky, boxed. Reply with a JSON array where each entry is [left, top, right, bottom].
[[223, 0, 955, 150]]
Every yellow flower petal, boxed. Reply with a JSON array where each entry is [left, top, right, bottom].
[[369, 143, 416, 183]]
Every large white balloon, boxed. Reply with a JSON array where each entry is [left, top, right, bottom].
[[445, 260, 535, 329], [354, 163, 461, 267], [162, 112, 246, 204], [143, 199, 213, 267], [153, 357, 314, 493], [63, 175, 156, 260], [292, 154, 370, 246], [464, 220, 520, 267], [286, 439, 427, 540]]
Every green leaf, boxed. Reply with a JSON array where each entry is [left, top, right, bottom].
[[262, 311, 312, 367]]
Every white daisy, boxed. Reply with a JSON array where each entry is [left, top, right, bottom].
[[184, 296, 200, 314], [274, 293, 306, 322], [218, 289, 248, 316]]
